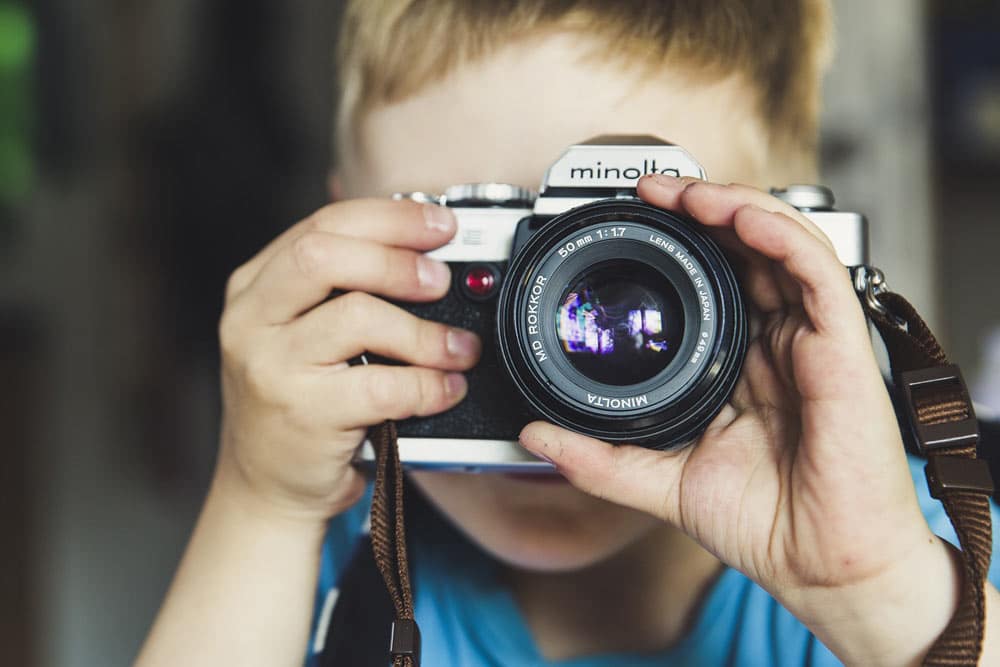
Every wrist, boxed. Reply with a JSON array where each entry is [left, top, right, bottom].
[[789, 534, 962, 667], [214, 430, 369, 526], [209, 463, 341, 537]]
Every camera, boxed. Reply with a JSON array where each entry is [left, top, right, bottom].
[[354, 136, 868, 472]]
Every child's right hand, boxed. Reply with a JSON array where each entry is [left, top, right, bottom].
[[213, 199, 481, 523]]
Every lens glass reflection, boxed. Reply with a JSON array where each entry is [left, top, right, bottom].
[[556, 261, 684, 386]]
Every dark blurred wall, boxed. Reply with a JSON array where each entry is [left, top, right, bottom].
[[127, 0, 339, 490], [931, 1, 1000, 414], [15, 2, 341, 664], [0, 319, 42, 667]]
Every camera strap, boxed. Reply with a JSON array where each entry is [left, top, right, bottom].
[[857, 267, 994, 666], [365, 266, 993, 667], [367, 419, 420, 667]]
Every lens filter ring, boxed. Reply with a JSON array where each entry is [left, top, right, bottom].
[[496, 199, 746, 449]]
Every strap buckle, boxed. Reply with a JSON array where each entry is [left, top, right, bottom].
[[390, 619, 421, 665], [925, 456, 994, 500], [898, 364, 979, 454]]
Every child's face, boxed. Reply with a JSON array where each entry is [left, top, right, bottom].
[[340, 32, 805, 572]]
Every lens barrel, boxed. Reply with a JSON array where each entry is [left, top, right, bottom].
[[496, 199, 746, 449]]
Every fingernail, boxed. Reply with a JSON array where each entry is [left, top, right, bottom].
[[446, 329, 480, 358], [417, 255, 450, 288], [444, 372, 467, 398], [532, 449, 556, 465], [518, 433, 558, 467], [423, 204, 455, 233]]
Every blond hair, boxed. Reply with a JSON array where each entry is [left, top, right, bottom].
[[334, 0, 832, 166]]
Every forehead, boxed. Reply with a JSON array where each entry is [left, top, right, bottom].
[[340, 33, 770, 199]]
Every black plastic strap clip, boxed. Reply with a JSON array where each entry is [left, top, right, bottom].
[[389, 619, 421, 665], [925, 456, 994, 500], [898, 364, 979, 454]]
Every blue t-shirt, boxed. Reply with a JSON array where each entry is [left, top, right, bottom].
[[307, 455, 1000, 666]]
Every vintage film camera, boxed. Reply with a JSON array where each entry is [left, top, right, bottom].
[[354, 136, 867, 472]]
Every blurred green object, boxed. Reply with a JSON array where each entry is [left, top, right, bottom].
[[0, 1, 34, 212]]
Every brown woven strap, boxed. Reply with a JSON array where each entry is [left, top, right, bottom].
[[369, 420, 420, 667], [869, 291, 993, 666]]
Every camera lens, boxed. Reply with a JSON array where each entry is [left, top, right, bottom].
[[496, 199, 746, 450], [556, 261, 684, 386]]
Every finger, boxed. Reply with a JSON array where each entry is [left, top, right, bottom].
[[231, 232, 452, 325], [731, 204, 866, 341], [682, 181, 836, 252], [518, 421, 689, 523], [635, 174, 704, 211], [714, 228, 806, 308], [326, 364, 468, 429], [704, 227, 796, 312], [639, 177, 808, 311], [682, 182, 831, 303], [639, 176, 836, 253], [285, 291, 481, 369], [226, 199, 456, 300]]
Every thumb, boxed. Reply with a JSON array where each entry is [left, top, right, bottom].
[[518, 421, 689, 523]]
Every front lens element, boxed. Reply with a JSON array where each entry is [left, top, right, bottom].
[[556, 261, 684, 385]]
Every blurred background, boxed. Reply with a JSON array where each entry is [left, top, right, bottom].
[[1, 0, 998, 664]]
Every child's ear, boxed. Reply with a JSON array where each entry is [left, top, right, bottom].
[[327, 171, 344, 202]]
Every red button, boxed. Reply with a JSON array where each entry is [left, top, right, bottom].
[[464, 267, 496, 297]]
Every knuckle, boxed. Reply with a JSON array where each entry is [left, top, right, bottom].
[[225, 264, 252, 301], [334, 291, 381, 329], [299, 211, 323, 234], [363, 366, 408, 418], [415, 318, 446, 360], [733, 202, 760, 219], [678, 179, 707, 200], [241, 352, 281, 401], [319, 199, 387, 238], [416, 370, 446, 413], [292, 231, 335, 277], [300, 205, 346, 237], [217, 311, 244, 358], [373, 244, 416, 288]]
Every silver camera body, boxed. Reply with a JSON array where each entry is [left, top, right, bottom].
[[354, 136, 868, 472]]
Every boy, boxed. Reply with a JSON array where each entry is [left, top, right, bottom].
[[137, 1, 1000, 665]]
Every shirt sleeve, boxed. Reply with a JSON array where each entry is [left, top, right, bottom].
[[304, 482, 374, 666]]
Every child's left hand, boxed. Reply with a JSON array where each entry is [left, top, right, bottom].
[[519, 175, 970, 666]]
